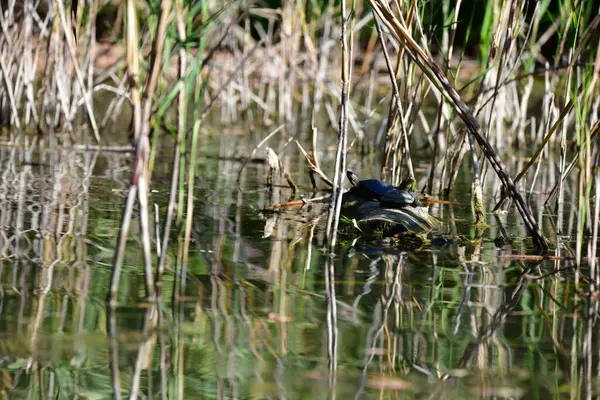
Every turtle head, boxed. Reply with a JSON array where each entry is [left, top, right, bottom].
[[398, 176, 417, 192], [346, 171, 360, 187]]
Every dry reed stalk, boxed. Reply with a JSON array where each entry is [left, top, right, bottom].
[[493, 91, 578, 212], [0, 1, 22, 130], [375, 14, 413, 185], [476, 1, 526, 221], [110, 0, 174, 302], [0, 0, 125, 140], [0, 57, 21, 129], [323, 0, 355, 377], [367, 0, 547, 251], [325, 0, 351, 241], [55, 0, 100, 142], [100, 75, 129, 128], [312, 0, 335, 115], [136, 0, 176, 289], [434, 0, 461, 198], [109, 0, 141, 303], [22, 0, 39, 127]]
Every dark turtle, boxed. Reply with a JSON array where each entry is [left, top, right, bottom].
[[346, 171, 421, 208], [380, 187, 421, 208]]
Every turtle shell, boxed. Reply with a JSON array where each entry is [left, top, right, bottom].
[[346, 171, 420, 207], [380, 188, 421, 208], [347, 171, 395, 199], [355, 179, 395, 199]]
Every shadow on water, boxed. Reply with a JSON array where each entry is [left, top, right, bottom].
[[0, 133, 599, 399]]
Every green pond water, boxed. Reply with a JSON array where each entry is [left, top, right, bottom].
[[0, 130, 597, 399]]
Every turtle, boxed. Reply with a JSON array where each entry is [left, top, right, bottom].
[[346, 171, 421, 208]]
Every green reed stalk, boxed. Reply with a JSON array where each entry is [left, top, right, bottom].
[[155, 0, 188, 289], [182, 105, 201, 273]]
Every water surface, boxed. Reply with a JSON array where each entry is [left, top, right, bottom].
[[0, 132, 596, 399]]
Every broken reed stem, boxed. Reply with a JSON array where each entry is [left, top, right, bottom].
[[311, 115, 322, 172], [307, 114, 334, 189], [237, 123, 285, 183], [368, 0, 548, 251], [296, 140, 334, 188], [265, 146, 298, 193]]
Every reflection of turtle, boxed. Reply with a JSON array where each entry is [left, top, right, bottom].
[[343, 203, 439, 236], [342, 171, 437, 238], [346, 171, 421, 208]]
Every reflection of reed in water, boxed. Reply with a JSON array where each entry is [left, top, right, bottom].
[[0, 145, 131, 371], [0, 146, 130, 265]]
